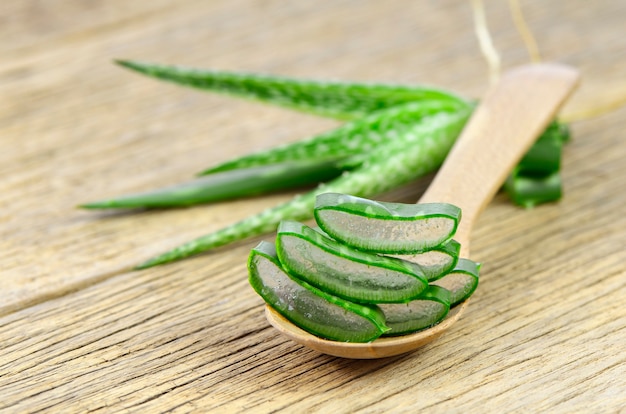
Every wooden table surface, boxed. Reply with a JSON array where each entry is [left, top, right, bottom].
[[2, 1, 625, 412]]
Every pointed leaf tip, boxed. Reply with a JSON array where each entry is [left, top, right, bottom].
[[134, 258, 159, 270], [115, 59, 148, 73]]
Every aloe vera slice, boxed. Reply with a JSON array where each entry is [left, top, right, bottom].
[[276, 221, 428, 303], [117, 60, 469, 121], [516, 135, 561, 175], [80, 160, 345, 209], [393, 239, 461, 281], [430, 258, 480, 307], [378, 286, 451, 336], [248, 241, 389, 342], [314, 193, 461, 254], [504, 171, 562, 209], [516, 123, 565, 175], [505, 121, 569, 208]]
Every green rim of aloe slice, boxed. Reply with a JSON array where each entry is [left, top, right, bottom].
[[276, 221, 428, 303], [379, 285, 451, 336], [248, 241, 389, 342], [314, 193, 461, 254], [430, 258, 480, 307], [393, 239, 460, 282]]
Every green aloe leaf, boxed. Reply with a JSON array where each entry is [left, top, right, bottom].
[[79, 160, 345, 209], [80, 101, 468, 210], [135, 108, 472, 269], [202, 100, 464, 175], [117, 60, 469, 121]]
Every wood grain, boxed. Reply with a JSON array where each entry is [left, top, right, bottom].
[[1, 0, 625, 412]]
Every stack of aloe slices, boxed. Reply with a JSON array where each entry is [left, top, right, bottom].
[[79, 61, 570, 269], [248, 193, 480, 343]]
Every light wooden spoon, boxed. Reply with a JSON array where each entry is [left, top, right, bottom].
[[266, 63, 580, 359]]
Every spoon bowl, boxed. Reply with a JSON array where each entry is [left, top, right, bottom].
[[266, 301, 469, 358], [267, 63, 580, 358]]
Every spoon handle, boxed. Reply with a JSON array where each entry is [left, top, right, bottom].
[[420, 63, 580, 251]]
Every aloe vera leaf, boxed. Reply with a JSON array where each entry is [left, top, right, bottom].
[[201, 100, 464, 175], [135, 108, 471, 269], [79, 160, 345, 209], [276, 221, 428, 303], [314, 193, 461, 254], [504, 171, 562, 209], [378, 285, 451, 336], [84, 102, 462, 209], [117, 60, 469, 121], [341, 109, 473, 168], [248, 241, 389, 342], [430, 258, 480, 307], [393, 239, 461, 281]]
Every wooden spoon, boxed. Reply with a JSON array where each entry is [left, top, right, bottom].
[[266, 63, 580, 358]]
